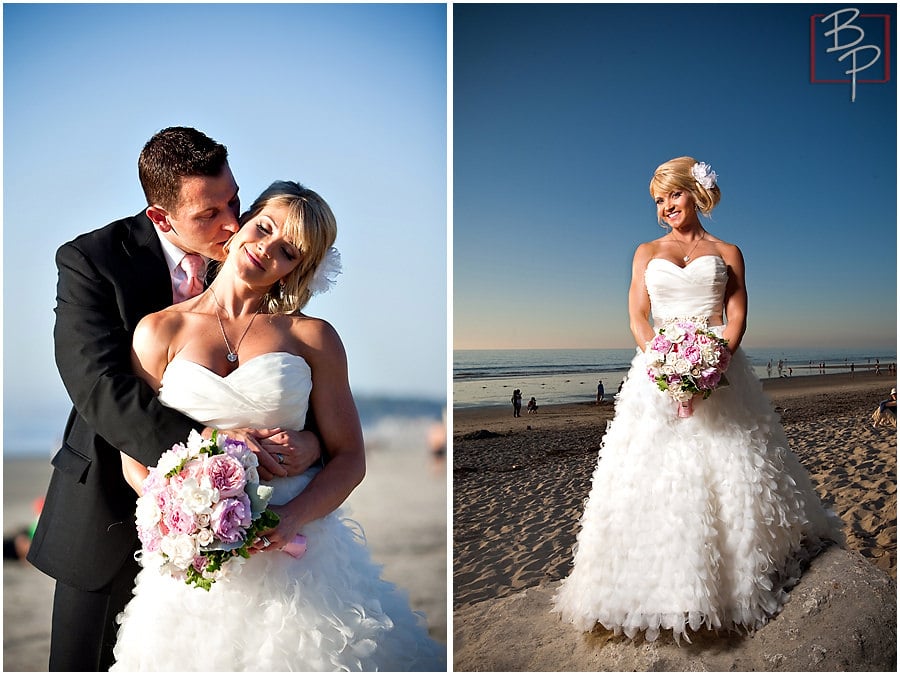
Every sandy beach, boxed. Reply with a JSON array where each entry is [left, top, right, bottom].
[[3, 419, 447, 671], [453, 371, 897, 618]]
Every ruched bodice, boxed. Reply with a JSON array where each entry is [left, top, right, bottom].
[[645, 255, 727, 323], [158, 351, 313, 506], [159, 351, 311, 431]]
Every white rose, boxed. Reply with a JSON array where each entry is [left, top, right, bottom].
[[666, 324, 687, 343], [186, 429, 214, 454], [156, 448, 185, 476], [160, 532, 199, 570], [135, 495, 162, 530], [196, 528, 215, 547], [178, 477, 218, 515], [673, 357, 691, 374]]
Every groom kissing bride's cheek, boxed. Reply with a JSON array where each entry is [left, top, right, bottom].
[[28, 126, 444, 672]]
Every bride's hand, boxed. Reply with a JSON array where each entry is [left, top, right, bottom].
[[255, 428, 322, 477], [251, 504, 304, 555]]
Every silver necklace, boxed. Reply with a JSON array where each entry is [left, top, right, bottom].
[[208, 287, 264, 363], [670, 230, 706, 262]]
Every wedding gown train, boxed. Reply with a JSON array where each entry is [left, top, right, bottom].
[[111, 352, 445, 671], [552, 256, 843, 642]]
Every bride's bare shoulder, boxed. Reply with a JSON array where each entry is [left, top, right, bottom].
[[708, 236, 743, 264], [633, 240, 663, 265], [286, 314, 345, 353]]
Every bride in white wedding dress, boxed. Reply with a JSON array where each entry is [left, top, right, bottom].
[[552, 157, 843, 643], [112, 181, 445, 671]]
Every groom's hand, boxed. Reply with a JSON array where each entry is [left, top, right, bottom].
[[255, 429, 322, 479]]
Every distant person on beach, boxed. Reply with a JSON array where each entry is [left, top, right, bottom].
[[2, 497, 43, 562], [871, 387, 897, 428], [596, 380, 605, 404], [527, 397, 538, 413], [511, 389, 523, 417], [27, 127, 321, 672], [109, 181, 443, 671], [553, 156, 842, 643]]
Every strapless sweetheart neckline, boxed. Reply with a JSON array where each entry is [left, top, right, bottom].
[[168, 351, 310, 380], [647, 255, 725, 271]]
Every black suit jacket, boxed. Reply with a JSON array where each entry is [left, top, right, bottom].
[[28, 211, 201, 591]]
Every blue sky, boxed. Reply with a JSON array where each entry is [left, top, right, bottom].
[[454, 3, 897, 351], [3, 3, 447, 452]]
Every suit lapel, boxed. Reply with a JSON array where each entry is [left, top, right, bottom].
[[121, 211, 176, 321]]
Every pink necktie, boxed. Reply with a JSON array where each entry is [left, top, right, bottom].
[[174, 254, 205, 302]]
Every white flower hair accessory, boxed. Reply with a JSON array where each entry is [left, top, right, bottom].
[[691, 161, 718, 190], [309, 246, 342, 296]]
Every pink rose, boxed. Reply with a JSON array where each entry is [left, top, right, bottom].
[[211, 494, 252, 543], [717, 346, 732, 371], [143, 469, 164, 493], [682, 344, 702, 366], [138, 524, 162, 552], [650, 334, 672, 354], [204, 454, 246, 498], [163, 503, 198, 535], [698, 368, 722, 390]]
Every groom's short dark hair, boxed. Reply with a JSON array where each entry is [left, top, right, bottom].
[[138, 126, 229, 210]]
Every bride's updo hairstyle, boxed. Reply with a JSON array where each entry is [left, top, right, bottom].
[[240, 180, 338, 314], [649, 156, 721, 225]]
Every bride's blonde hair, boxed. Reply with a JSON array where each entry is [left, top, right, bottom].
[[649, 156, 721, 224], [238, 181, 337, 314]]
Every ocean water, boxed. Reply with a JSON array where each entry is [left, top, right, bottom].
[[453, 347, 897, 408], [2, 395, 445, 459]]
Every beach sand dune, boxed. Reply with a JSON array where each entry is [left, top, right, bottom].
[[453, 373, 896, 612], [3, 420, 447, 672]]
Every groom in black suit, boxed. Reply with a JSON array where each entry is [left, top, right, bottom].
[[27, 127, 321, 671]]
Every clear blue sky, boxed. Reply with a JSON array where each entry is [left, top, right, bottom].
[[454, 3, 897, 351], [3, 3, 447, 452]]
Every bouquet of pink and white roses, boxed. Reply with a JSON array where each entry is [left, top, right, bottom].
[[135, 429, 280, 590], [645, 317, 731, 417]]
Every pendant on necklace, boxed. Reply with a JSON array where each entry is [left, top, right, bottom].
[[683, 255, 691, 262], [227, 352, 239, 363]]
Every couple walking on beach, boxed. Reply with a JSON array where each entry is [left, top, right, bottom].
[[26, 126, 444, 671], [551, 157, 844, 641]]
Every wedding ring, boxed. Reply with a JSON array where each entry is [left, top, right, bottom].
[[261, 536, 271, 548], [276, 452, 285, 465]]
